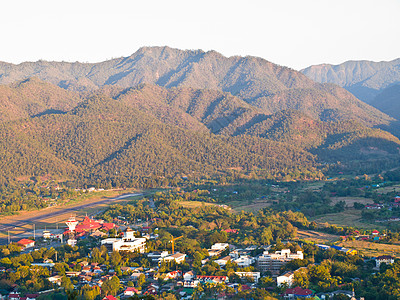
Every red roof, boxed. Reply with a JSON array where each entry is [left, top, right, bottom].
[[372, 230, 380, 234], [17, 239, 35, 245], [103, 296, 117, 300], [125, 287, 139, 293], [285, 287, 313, 296], [102, 223, 116, 230], [75, 216, 102, 231]]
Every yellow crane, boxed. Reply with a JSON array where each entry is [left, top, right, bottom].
[[169, 236, 183, 254]]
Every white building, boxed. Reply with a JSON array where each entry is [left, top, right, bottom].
[[235, 272, 261, 283], [101, 228, 146, 253], [183, 271, 195, 281], [233, 255, 255, 267], [208, 243, 229, 256], [277, 271, 295, 287], [258, 249, 303, 276], [147, 251, 169, 262], [163, 252, 186, 264], [376, 255, 395, 268], [216, 256, 231, 266]]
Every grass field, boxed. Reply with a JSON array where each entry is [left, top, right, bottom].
[[339, 240, 400, 258], [330, 196, 374, 207], [296, 230, 340, 244], [311, 209, 386, 230], [376, 184, 400, 194], [179, 201, 217, 208]]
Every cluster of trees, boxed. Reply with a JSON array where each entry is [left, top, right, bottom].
[[0, 180, 78, 215]]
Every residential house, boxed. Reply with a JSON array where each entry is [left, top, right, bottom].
[[17, 239, 35, 249], [183, 271, 195, 281], [163, 252, 186, 264], [208, 243, 229, 256], [233, 255, 255, 267], [376, 255, 395, 268], [277, 271, 295, 287], [124, 287, 140, 296], [235, 272, 261, 283], [216, 256, 231, 267], [284, 287, 313, 299]]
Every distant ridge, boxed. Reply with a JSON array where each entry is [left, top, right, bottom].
[[0, 46, 393, 128], [301, 58, 400, 104]]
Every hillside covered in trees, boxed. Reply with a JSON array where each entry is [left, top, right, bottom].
[[0, 77, 399, 188]]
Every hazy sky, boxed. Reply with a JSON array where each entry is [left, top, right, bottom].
[[1, 0, 399, 70]]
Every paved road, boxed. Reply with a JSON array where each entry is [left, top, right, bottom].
[[0, 192, 143, 244]]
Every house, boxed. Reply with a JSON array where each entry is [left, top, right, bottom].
[[8, 293, 21, 300], [216, 256, 231, 267], [17, 239, 35, 249], [284, 287, 313, 299], [147, 251, 169, 262], [26, 294, 39, 300], [233, 255, 255, 267], [165, 271, 182, 280], [372, 230, 380, 235], [235, 272, 261, 283], [277, 271, 295, 287], [47, 275, 63, 286], [208, 243, 229, 256], [163, 252, 186, 264], [376, 255, 395, 268], [183, 271, 195, 281], [196, 275, 229, 284], [124, 287, 140, 296], [102, 296, 117, 300]]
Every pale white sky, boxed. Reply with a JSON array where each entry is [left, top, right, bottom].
[[0, 0, 399, 70]]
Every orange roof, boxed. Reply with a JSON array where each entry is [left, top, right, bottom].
[[17, 239, 35, 245]]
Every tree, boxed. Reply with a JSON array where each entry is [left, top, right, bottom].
[[137, 273, 146, 289]]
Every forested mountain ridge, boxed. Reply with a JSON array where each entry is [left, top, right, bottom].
[[0, 79, 399, 187], [0, 46, 393, 127], [0, 91, 322, 186], [301, 58, 400, 105]]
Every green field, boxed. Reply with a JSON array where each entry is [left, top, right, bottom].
[[311, 209, 386, 230]]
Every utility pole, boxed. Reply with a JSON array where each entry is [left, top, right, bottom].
[[33, 224, 35, 240]]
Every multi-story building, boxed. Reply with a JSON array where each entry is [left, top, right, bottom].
[[101, 228, 146, 253], [257, 249, 303, 276]]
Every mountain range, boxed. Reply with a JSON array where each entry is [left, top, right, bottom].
[[0, 47, 399, 186], [301, 59, 400, 120]]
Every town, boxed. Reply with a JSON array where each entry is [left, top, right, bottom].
[[0, 189, 398, 300]]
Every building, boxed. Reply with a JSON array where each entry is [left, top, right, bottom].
[[124, 287, 140, 296], [196, 275, 229, 284], [235, 272, 261, 283], [208, 243, 229, 256], [183, 271, 195, 281], [257, 249, 303, 276], [47, 275, 63, 286], [277, 271, 295, 287], [376, 255, 395, 268], [101, 228, 146, 253], [147, 251, 169, 262], [17, 238, 35, 249], [43, 230, 51, 239], [233, 255, 255, 267], [284, 287, 313, 299], [215, 256, 231, 266], [163, 252, 186, 264]]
